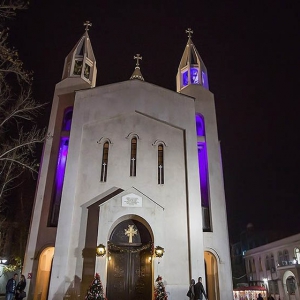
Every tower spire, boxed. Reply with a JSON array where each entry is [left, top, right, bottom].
[[130, 53, 144, 81], [61, 21, 97, 87], [176, 28, 209, 92]]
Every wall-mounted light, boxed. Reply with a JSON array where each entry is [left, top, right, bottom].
[[0, 259, 7, 264], [96, 244, 106, 257], [155, 246, 164, 258]]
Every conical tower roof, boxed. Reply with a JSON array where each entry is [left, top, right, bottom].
[[176, 28, 209, 92], [62, 21, 97, 87]]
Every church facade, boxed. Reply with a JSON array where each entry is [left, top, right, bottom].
[[23, 25, 232, 300]]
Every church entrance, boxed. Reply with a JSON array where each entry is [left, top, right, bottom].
[[106, 219, 153, 300]]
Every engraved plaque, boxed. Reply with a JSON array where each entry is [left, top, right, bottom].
[[122, 193, 142, 207]]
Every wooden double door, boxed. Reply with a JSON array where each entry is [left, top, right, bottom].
[[107, 247, 152, 300]]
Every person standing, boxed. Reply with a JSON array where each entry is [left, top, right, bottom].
[[15, 274, 26, 300], [187, 279, 195, 300], [257, 293, 263, 300], [194, 277, 208, 300], [5, 273, 18, 300]]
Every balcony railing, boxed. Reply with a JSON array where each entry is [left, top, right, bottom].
[[277, 260, 299, 267]]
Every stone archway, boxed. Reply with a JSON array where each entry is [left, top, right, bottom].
[[34, 247, 54, 300], [283, 270, 299, 300], [106, 219, 153, 300], [204, 251, 220, 300]]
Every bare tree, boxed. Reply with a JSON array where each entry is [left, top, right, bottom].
[[0, 0, 45, 248]]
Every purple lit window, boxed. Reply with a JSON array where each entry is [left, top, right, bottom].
[[198, 143, 209, 207], [49, 106, 73, 227], [201, 71, 209, 89], [195, 114, 205, 136], [50, 137, 69, 226], [63, 107, 73, 131], [182, 71, 188, 86], [130, 138, 137, 176], [191, 68, 199, 84], [158, 144, 164, 184], [100, 142, 109, 182]]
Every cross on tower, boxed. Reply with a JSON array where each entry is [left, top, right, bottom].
[[186, 28, 193, 38], [84, 21, 92, 31], [134, 54, 142, 67], [124, 225, 137, 243]]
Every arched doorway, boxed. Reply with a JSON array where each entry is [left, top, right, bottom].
[[34, 247, 54, 300], [106, 219, 153, 300], [204, 251, 220, 300], [283, 270, 299, 300]]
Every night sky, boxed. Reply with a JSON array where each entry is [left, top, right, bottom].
[[7, 1, 300, 242]]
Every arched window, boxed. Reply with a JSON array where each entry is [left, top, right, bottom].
[[49, 107, 73, 227], [248, 260, 252, 273], [259, 257, 263, 271], [62, 107, 73, 131], [283, 250, 289, 264], [270, 254, 275, 272], [295, 248, 300, 263], [196, 114, 205, 136], [266, 256, 270, 270], [252, 259, 256, 272], [158, 144, 164, 184], [130, 137, 137, 176], [195, 114, 211, 232], [278, 251, 283, 266], [287, 277, 296, 295], [100, 142, 109, 182]]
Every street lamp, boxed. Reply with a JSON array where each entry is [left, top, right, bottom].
[[155, 246, 164, 258], [96, 244, 106, 257]]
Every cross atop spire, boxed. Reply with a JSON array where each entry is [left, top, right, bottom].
[[84, 21, 92, 31], [186, 28, 193, 38], [134, 54, 142, 67], [130, 53, 144, 81]]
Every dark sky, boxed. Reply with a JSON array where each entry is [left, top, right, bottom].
[[7, 1, 300, 242]]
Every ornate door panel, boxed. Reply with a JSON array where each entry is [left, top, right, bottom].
[[107, 219, 152, 300], [107, 249, 151, 300]]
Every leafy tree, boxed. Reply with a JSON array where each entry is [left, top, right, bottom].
[[0, 0, 45, 259]]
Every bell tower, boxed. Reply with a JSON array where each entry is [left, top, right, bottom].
[[176, 28, 208, 92], [23, 22, 97, 299], [177, 29, 232, 298], [61, 21, 97, 87]]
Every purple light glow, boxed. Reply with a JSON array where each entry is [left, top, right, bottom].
[[198, 142, 209, 207], [53, 137, 69, 205], [191, 68, 199, 84], [201, 71, 209, 89], [195, 114, 205, 136]]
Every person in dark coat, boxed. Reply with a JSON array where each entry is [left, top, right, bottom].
[[187, 279, 195, 299], [15, 274, 26, 300], [194, 277, 208, 300], [5, 273, 18, 300], [257, 293, 263, 300]]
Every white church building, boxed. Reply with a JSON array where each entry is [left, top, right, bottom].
[[23, 24, 233, 300]]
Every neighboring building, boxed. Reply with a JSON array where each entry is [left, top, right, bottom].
[[231, 224, 287, 288], [23, 25, 232, 300], [245, 233, 300, 300]]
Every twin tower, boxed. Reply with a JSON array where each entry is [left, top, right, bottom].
[[23, 24, 233, 300]]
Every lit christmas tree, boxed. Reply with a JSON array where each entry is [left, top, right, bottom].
[[154, 275, 168, 300], [85, 273, 105, 300]]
